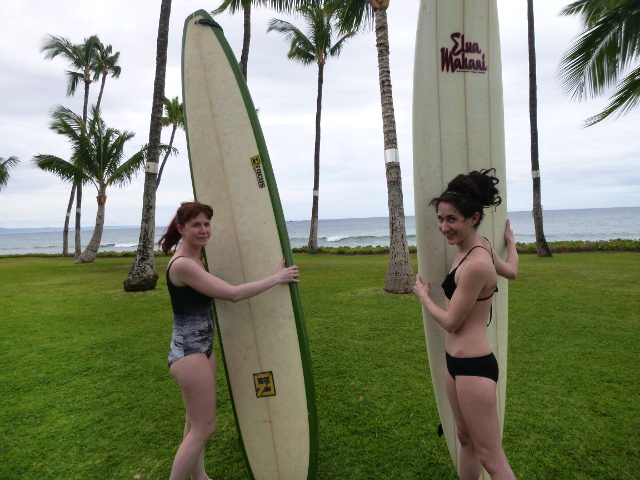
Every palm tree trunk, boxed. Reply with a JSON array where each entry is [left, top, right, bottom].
[[157, 124, 177, 187], [308, 62, 325, 253], [96, 73, 107, 110], [527, 0, 552, 257], [124, 0, 171, 291], [75, 191, 106, 264], [82, 78, 91, 125], [74, 183, 82, 257], [62, 184, 75, 256], [374, 8, 414, 293], [74, 78, 93, 258], [240, 4, 251, 81]]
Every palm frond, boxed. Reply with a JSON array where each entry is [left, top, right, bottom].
[[40, 34, 74, 60], [162, 97, 185, 128], [0, 156, 20, 189], [329, 31, 356, 57], [268, 19, 317, 65], [107, 147, 146, 188], [212, 0, 305, 16], [32, 154, 84, 183], [558, 0, 640, 100], [326, 0, 374, 34], [0, 156, 20, 170], [49, 105, 85, 141], [585, 65, 640, 125], [65, 71, 84, 96]]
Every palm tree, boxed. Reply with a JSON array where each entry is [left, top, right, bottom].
[[41, 34, 101, 122], [124, 0, 172, 292], [268, 2, 354, 253], [212, 0, 303, 81], [157, 96, 184, 188], [33, 105, 146, 264], [41, 34, 101, 257], [327, 0, 413, 293], [0, 156, 20, 191], [558, 0, 640, 126], [93, 42, 122, 110], [527, 0, 552, 257]]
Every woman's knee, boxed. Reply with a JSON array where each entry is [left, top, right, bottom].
[[476, 447, 509, 475], [456, 426, 473, 447], [191, 417, 216, 442]]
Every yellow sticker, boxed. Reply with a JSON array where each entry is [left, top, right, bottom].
[[250, 155, 266, 188], [253, 371, 276, 398]]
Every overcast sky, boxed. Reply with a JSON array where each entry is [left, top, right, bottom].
[[0, 0, 638, 229]]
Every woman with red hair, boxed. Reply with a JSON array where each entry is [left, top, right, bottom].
[[159, 201, 299, 480]]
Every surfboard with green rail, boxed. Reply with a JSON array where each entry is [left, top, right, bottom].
[[181, 10, 318, 479]]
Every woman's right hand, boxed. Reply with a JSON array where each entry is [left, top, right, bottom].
[[413, 274, 431, 303], [275, 258, 300, 284]]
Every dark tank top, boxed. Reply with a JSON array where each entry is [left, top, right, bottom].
[[166, 256, 213, 315]]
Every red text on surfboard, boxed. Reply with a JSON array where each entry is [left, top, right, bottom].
[[440, 33, 487, 73]]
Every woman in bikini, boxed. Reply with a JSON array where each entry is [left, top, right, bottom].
[[158, 201, 300, 480], [413, 169, 519, 480]]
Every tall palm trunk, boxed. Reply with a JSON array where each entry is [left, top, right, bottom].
[[96, 73, 107, 110], [157, 124, 177, 188], [71, 77, 94, 258], [373, 8, 413, 293], [62, 184, 75, 256], [124, 0, 172, 291], [308, 61, 325, 253], [527, 0, 551, 257], [74, 185, 82, 257], [240, 4, 251, 80], [75, 191, 106, 264]]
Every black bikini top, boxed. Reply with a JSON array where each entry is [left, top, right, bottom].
[[441, 244, 498, 301]]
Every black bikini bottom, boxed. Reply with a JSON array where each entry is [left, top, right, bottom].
[[446, 352, 499, 383]]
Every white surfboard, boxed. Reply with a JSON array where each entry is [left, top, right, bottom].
[[413, 1, 508, 478], [181, 11, 317, 479]]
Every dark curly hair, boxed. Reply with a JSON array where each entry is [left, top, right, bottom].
[[158, 201, 214, 254], [429, 168, 502, 229]]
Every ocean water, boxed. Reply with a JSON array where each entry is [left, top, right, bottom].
[[0, 207, 638, 256]]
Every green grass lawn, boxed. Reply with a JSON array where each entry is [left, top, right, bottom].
[[0, 253, 638, 479]]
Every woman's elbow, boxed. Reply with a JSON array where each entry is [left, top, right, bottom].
[[229, 292, 244, 303], [501, 267, 518, 280], [443, 320, 462, 334], [222, 289, 243, 303]]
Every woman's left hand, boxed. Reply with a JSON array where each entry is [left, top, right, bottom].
[[504, 219, 515, 246], [275, 258, 300, 284]]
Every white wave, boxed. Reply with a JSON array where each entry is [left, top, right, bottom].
[[326, 236, 349, 242]]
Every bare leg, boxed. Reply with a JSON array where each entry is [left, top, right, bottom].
[[169, 353, 217, 480], [455, 375, 515, 480], [446, 372, 482, 480]]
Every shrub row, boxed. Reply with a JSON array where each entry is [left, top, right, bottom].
[[3, 239, 638, 260]]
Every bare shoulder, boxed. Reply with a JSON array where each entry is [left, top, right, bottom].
[[169, 255, 193, 272], [461, 248, 495, 278], [168, 256, 206, 285]]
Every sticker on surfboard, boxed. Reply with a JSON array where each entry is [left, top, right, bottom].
[[251, 155, 266, 189], [253, 371, 276, 398]]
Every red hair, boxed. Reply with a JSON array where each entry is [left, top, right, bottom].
[[159, 201, 213, 254]]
